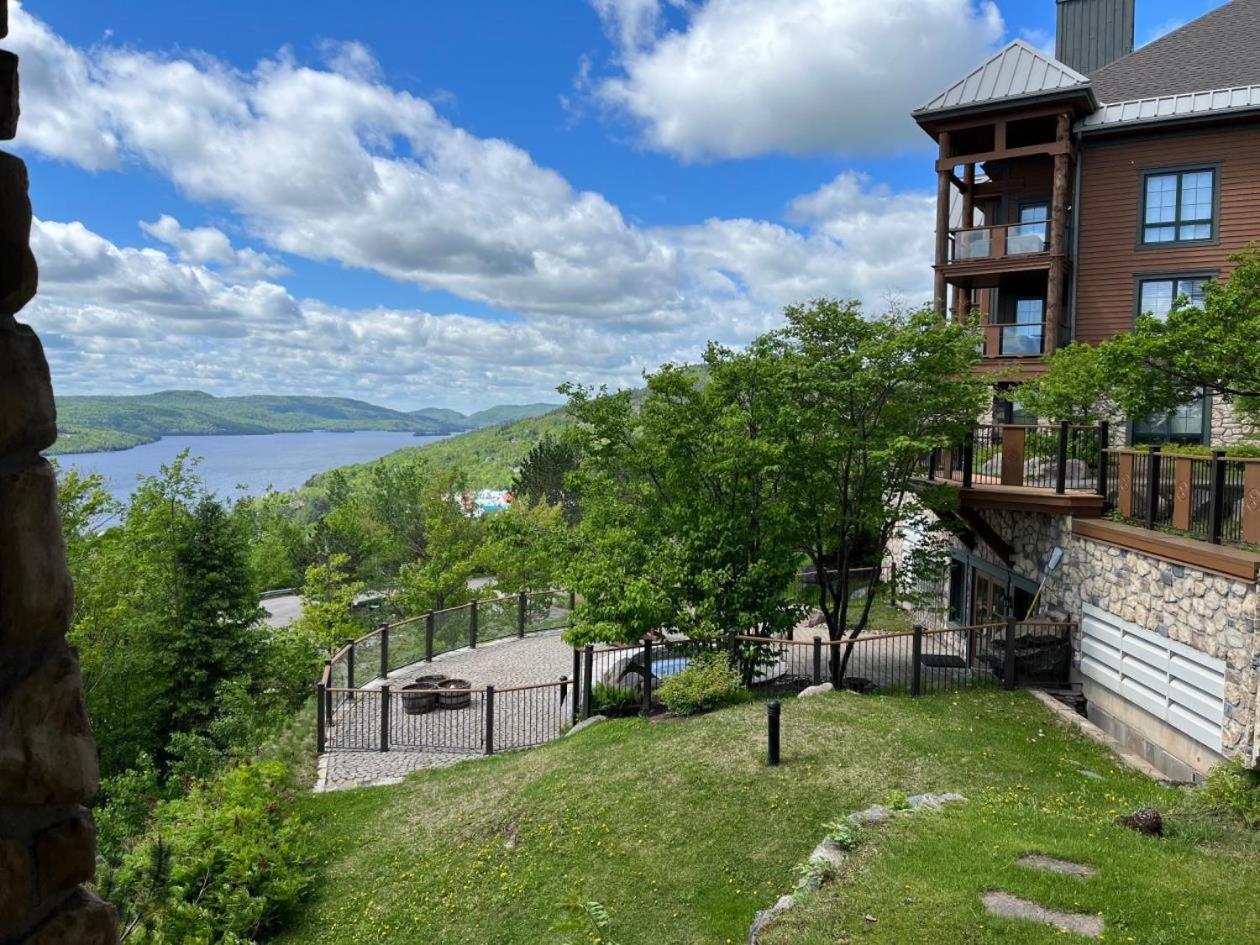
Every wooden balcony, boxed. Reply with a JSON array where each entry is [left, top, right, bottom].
[[921, 423, 1107, 516], [940, 221, 1060, 290]]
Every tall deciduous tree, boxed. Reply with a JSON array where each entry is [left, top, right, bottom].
[[762, 300, 986, 682], [1022, 246, 1260, 430], [562, 351, 802, 660]]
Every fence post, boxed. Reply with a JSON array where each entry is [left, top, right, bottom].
[[1003, 614, 1018, 690], [1097, 422, 1110, 501], [484, 685, 495, 756], [812, 636, 822, 685], [1055, 420, 1069, 494], [571, 648, 582, 726], [1244, 462, 1260, 545], [518, 591, 527, 638], [962, 432, 975, 489], [379, 685, 390, 752], [1172, 457, 1193, 532], [582, 645, 594, 720], [1145, 446, 1162, 530], [911, 626, 923, 696], [641, 638, 654, 716], [425, 610, 435, 661], [345, 638, 356, 698], [1209, 450, 1227, 545], [315, 682, 326, 753], [927, 447, 937, 481], [379, 625, 390, 679], [469, 599, 478, 649], [323, 659, 333, 729]]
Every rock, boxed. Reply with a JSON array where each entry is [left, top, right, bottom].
[[0, 50, 17, 140], [982, 891, 1103, 937], [0, 835, 30, 929], [0, 322, 55, 455], [567, 715, 606, 736], [0, 152, 36, 318], [1116, 807, 1163, 837], [849, 805, 892, 826], [748, 895, 794, 945], [808, 838, 847, 871], [25, 888, 117, 945], [1016, 853, 1097, 878], [0, 642, 100, 804], [34, 809, 96, 896], [906, 792, 967, 810], [797, 682, 833, 699], [0, 461, 73, 647]]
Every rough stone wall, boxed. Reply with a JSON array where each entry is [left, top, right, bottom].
[[0, 2, 119, 940], [946, 507, 1260, 767], [1210, 397, 1255, 447]]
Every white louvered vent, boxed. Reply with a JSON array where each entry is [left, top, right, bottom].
[[1080, 603, 1226, 751]]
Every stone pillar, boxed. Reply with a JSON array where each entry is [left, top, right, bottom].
[[0, 1, 119, 941]]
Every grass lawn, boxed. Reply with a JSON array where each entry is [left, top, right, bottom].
[[282, 690, 1259, 945]]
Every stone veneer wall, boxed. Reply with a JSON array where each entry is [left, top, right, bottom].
[[0, 1, 118, 940], [1210, 397, 1255, 447], [949, 507, 1260, 768]]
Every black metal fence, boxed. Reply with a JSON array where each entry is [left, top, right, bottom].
[[320, 678, 578, 754], [1104, 448, 1258, 546], [925, 423, 1104, 494], [733, 620, 1073, 696]]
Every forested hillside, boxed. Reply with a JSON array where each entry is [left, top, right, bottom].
[[50, 390, 560, 455]]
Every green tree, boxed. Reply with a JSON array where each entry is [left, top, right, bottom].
[[292, 553, 363, 652], [479, 497, 571, 593], [755, 299, 985, 682], [562, 349, 802, 659], [1022, 246, 1260, 432], [511, 434, 582, 522]]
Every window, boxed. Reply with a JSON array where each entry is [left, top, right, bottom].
[[1137, 275, 1210, 320], [999, 298, 1045, 356], [995, 395, 1037, 426], [1142, 168, 1215, 244], [1132, 396, 1207, 445], [1010, 202, 1048, 254], [947, 560, 966, 624]]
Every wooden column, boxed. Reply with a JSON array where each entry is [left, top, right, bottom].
[[934, 130, 952, 319], [1242, 461, 1260, 546], [1045, 112, 1072, 354], [1172, 457, 1193, 532], [952, 163, 975, 322], [1117, 452, 1136, 518]]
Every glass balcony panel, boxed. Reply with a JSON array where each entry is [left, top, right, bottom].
[[998, 323, 1044, 356]]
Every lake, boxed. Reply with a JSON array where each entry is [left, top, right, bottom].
[[51, 431, 445, 504]]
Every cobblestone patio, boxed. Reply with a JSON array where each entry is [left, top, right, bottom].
[[317, 629, 575, 791]]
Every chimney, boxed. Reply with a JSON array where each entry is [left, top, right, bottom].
[[1055, 0, 1135, 75]]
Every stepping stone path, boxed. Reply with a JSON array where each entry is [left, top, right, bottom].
[[981, 891, 1105, 938], [983, 853, 1103, 937], [1016, 853, 1098, 878]]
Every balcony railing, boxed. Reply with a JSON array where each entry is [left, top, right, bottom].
[[1104, 448, 1260, 548], [980, 320, 1046, 358], [948, 220, 1050, 263], [925, 423, 1106, 495]]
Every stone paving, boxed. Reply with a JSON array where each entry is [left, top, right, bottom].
[[318, 629, 575, 791]]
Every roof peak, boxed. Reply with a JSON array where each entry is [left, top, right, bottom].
[[914, 40, 1092, 120]]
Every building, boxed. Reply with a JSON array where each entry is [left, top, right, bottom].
[[906, 0, 1260, 780]]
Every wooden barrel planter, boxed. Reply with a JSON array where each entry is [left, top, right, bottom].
[[401, 681, 439, 715], [413, 674, 448, 687], [437, 679, 473, 709]]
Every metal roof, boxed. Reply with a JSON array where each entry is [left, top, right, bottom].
[[1079, 84, 1260, 131], [914, 40, 1093, 118]]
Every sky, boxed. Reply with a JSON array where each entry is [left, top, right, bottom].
[[10, 0, 1217, 410]]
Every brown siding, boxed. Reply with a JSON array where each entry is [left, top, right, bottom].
[[974, 155, 1054, 225], [1074, 120, 1260, 345]]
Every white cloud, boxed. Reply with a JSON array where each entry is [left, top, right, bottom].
[[9, 4, 938, 407], [590, 0, 1005, 160]]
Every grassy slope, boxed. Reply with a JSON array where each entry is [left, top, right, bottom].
[[51, 391, 561, 456], [282, 690, 1259, 945]]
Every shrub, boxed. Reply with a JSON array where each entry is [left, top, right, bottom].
[[105, 758, 313, 944], [825, 819, 861, 851], [590, 682, 639, 717], [1196, 759, 1260, 828], [657, 653, 744, 716]]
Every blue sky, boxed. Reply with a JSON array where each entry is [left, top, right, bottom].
[[12, 0, 1218, 409]]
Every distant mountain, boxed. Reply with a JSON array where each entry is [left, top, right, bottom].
[[49, 390, 562, 456], [466, 403, 563, 427]]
